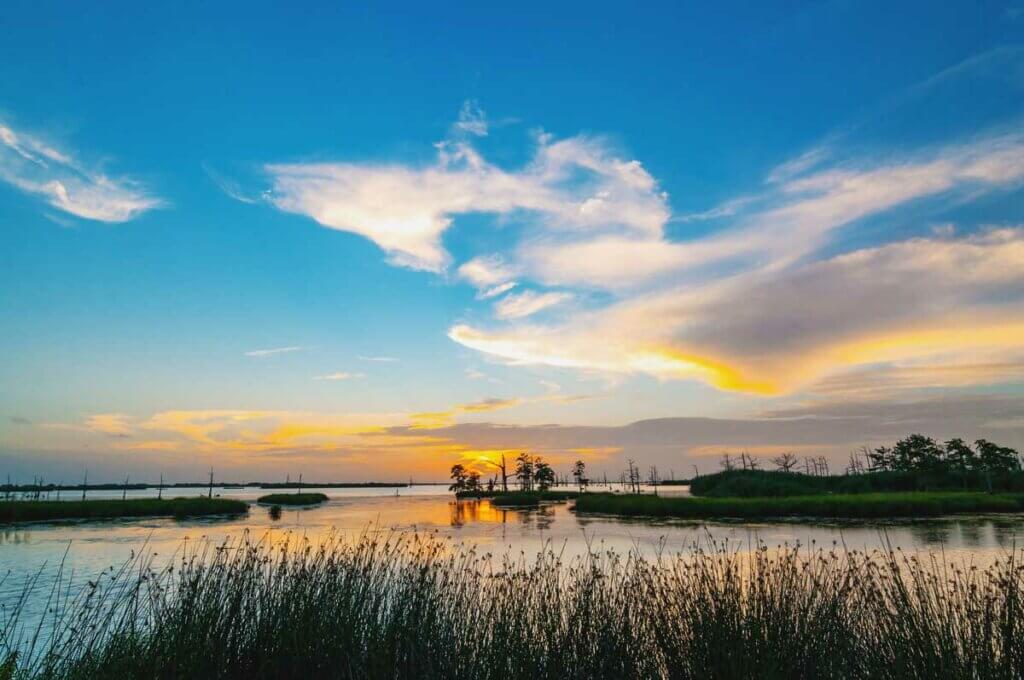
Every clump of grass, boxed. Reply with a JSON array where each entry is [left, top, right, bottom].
[[487, 491, 579, 507], [255, 493, 328, 506], [2, 532, 1022, 679], [0, 497, 248, 524], [574, 491, 1024, 519]]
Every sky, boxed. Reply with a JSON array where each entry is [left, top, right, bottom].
[[2, 0, 1024, 483]]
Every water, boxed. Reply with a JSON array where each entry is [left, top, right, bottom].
[[2, 485, 1023, 635]]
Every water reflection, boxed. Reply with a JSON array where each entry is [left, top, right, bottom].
[[1, 491, 1024, 616]]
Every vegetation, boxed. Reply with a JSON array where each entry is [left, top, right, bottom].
[[573, 491, 1024, 519], [692, 434, 1023, 497], [2, 533, 1023, 679], [0, 497, 248, 524], [488, 491, 580, 506], [450, 453, 559, 496], [691, 468, 1024, 497], [256, 482, 405, 489], [255, 493, 328, 506]]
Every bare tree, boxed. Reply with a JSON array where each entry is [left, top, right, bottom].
[[479, 453, 509, 492], [772, 452, 799, 472], [647, 466, 661, 496], [720, 453, 735, 471]]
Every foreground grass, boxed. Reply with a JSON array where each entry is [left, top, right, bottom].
[[573, 491, 1024, 519], [0, 497, 248, 524], [255, 493, 328, 506], [2, 532, 1022, 679]]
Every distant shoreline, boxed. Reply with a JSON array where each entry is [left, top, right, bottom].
[[0, 481, 445, 493]]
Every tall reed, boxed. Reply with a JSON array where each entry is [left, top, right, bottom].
[[2, 532, 1021, 679]]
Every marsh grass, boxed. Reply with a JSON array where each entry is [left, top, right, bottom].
[[1, 531, 1022, 679], [0, 498, 248, 524], [574, 491, 1024, 519], [488, 491, 579, 507], [255, 493, 328, 506]]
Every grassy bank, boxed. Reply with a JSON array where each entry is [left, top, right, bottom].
[[3, 533, 1022, 679], [454, 489, 579, 503], [573, 491, 1024, 519], [256, 493, 328, 506], [454, 489, 577, 499], [488, 490, 579, 507], [0, 497, 248, 524], [690, 469, 1024, 497]]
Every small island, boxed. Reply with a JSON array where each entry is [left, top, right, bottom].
[[0, 497, 248, 524], [256, 492, 329, 506]]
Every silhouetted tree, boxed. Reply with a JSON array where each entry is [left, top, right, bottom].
[[515, 452, 534, 491], [772, 452, 799, 472], [534, 459, 555, 491], [449, 464, 468, 492], [571, 460, 588, 492]]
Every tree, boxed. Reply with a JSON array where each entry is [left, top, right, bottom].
[[571, 460, 588, 492], [648, 466, 661, 496], [975, 439, 1020, 473], [868, 446, 893, 472], [449, 464, 468, 492], [515, 452, 534, 491], [534, 459, 555, 491], [465, 470, 482, 492], [720, 453, 735, 471], [772, 452, 799, 473], [479, 453, 510, 492], [944, 438, 976, 473], [891, 434, 943, 472]]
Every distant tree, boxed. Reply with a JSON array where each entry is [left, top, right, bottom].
[[975, 439, 1020, 473], [515, 452, 535, 491], [772, 452, 799, 473], [868, 446, 893, 472], [572, 460, 588, 492], [647, 466, 661, 496], [891, 434, 944, 472], [479, 453, 510, 492], [720, 453, 735, 471], [534, 459, 555, 491], [465, 470, 482, 492], [944, 438, 976, 473], [449, 464, 468, 492]]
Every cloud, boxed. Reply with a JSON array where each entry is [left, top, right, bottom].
[[84, 413, 133, 437], [451, 228, 1024, 394], [459, 255, 517, 288], [203, 162, 259, 204], [453, 100, 488, 137], [358, 355, 398, 362], [264, 118, 669, 272], [245, 346, 304, 357], [493, 290, 573, 319], [314, 372, 364, 381], [388, 394, 1024, 472], [0, 121, 161, 222]]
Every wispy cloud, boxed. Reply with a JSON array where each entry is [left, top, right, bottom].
[[263, 108, 669, 272], [453, 99, 488, 137], [358, 355, 398, 362], [0, 121, 161, 222], [452, 227, 1024, 394], [313, 372, 364, 381], [244, 346, 304, 357], [493, 290, 573, 319]]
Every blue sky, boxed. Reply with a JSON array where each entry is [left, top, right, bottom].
[[2, 1, 1023, 481]]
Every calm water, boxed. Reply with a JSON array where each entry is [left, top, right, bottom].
[[2, 485, 1024, 630]]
